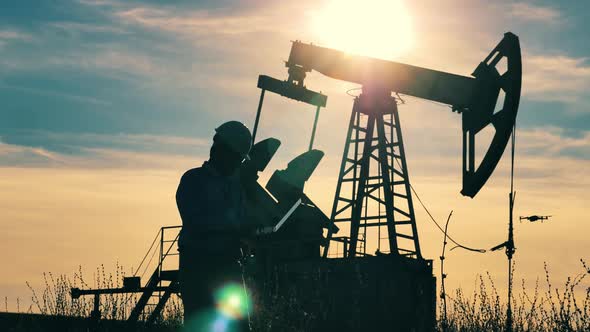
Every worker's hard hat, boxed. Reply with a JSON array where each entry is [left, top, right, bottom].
[[215, 121, 252, 160]]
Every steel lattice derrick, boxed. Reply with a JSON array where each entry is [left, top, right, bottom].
[[324, 91, 422, 259]]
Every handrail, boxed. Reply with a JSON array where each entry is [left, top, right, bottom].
[[134, 225, 182, 278], [134, 229, 161, 276], [159, 228, 181, 272]]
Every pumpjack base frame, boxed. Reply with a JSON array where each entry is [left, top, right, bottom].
[[247, 254, 436, 332]]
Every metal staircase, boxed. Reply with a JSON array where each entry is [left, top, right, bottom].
[[71, 225, 181, 324], [129, 226, 181, 323]]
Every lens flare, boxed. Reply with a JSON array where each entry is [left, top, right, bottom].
[[183, 309, 238, 332], [213, 282, 251, 320], [211, 315, 230, 332]]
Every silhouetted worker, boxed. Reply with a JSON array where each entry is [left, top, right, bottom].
[[176, 121, 252, 327]]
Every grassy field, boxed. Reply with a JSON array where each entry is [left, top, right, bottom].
[[3, 259, 588, 331], [440, 260, 589, 332]]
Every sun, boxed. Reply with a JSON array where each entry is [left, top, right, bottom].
[[310, 0, 414, 60]]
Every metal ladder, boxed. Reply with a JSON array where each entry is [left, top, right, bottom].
[[129, 226, 181, 323]]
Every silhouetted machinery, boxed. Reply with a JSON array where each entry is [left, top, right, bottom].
[[246, 32, 521, 331], [70, 33, 521, 331], [241, 140, 337, 261]]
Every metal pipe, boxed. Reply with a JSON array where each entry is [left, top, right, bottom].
[[72, 286, 177, 297], [251, 89, 266, 144], [308, 105, 321, 151]]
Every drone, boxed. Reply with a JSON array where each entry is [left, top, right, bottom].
[[519, 215, 552, 223]]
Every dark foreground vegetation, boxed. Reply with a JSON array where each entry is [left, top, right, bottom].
[[440, 260, 589, 332], [1, 260, 588, 331]]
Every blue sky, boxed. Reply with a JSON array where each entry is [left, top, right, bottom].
[[0, 0, 589, 310], [1, 0, 588, 165], [1, 0, 260, 160]]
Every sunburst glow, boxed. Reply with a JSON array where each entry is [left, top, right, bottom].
[[310, 0, 414, 60]]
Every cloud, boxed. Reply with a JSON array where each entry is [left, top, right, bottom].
[[115, 6, 273, 36], [508, 3, 561, 23], [0, 131, 209, 168], [4, 130, 209, 152], [0, 141, 198, 169], [75, 0, 292, 40], [0, 83, 112, 106], [6, 45, 170, 84], [0, 29, 33, 41], [0, 29, 34, 50], [522, 53, 590, 103], [518, 126, 590, 158], [47, 21, 129, 35], [17, 117, 588, 179], [0, 32, 161, 81], [73, 49, 162, 78], [76, 0, 121, 7], [0, 141, 66, 166]]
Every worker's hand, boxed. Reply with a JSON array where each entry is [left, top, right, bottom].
[[255, 226, 274, 235]]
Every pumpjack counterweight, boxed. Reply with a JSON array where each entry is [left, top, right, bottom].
[[326, 91, 421, 259]]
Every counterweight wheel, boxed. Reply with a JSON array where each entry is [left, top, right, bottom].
[[461, 32, 522, 197]]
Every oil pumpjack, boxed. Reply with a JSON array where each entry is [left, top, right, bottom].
[[246, 31, 521, 331], [71, 33, 521, 331]]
